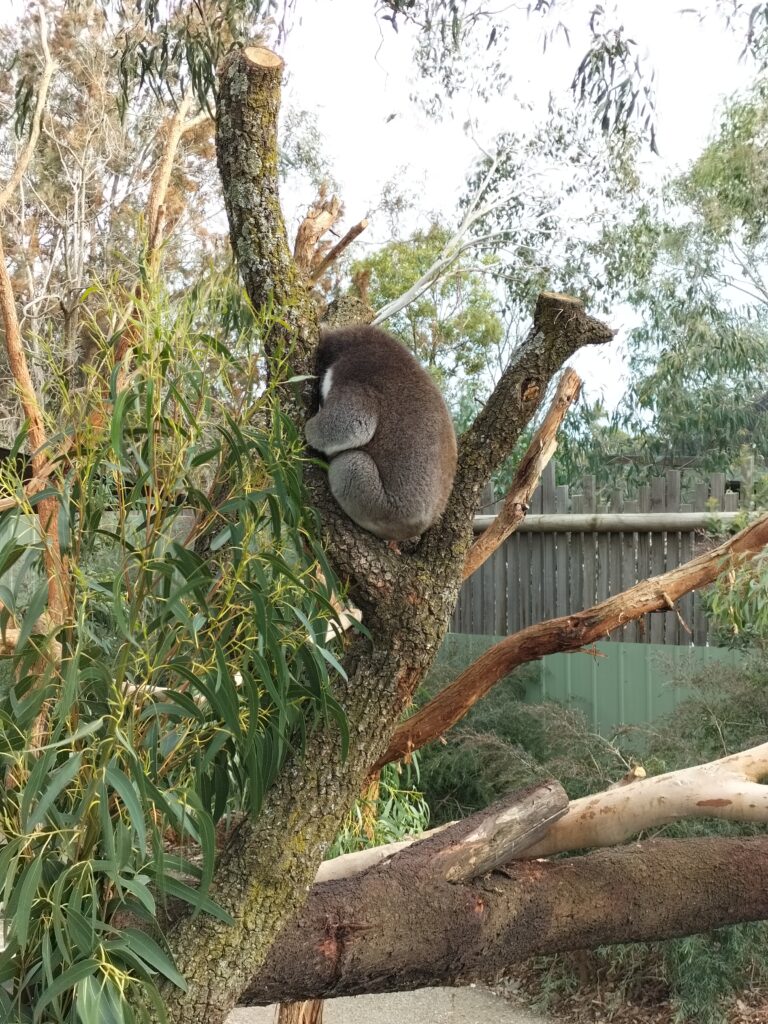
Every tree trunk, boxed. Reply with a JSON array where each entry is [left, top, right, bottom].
[[278, 1002, 324, 1024], [147, 46, 617, 1024]]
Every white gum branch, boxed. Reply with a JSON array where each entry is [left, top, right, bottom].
[[521, 741, 768, 859]]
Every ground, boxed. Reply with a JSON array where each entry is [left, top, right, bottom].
[[227, 987, 551, 1023]]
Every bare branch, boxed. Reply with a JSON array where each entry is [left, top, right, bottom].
[[522, 740, 768, 859], [308, 218, 369, 284], [377, 511, 768, 768], [371, 154, 502, 326], [420, 294, 613, 563], [463, 367, 581, 580]]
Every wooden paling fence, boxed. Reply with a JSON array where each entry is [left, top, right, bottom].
[[452, 461, 752, 646]]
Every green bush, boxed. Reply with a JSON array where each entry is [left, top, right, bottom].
[[0, 275, 350, 1022]]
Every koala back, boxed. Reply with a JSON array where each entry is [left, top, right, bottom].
[[316, 326, 457, 532]]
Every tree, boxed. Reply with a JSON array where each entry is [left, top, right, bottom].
[[591, 78, 768, 474], [2, 6, 768, 1024], [350, 220, 503, 410]]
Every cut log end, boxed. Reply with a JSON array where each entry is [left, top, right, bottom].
[[538, 291, 583, 308], [243, 45, 284, 70]]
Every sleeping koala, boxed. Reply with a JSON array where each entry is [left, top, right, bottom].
[[305, 325, 457, 541]]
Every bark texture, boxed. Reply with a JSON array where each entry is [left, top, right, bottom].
[[241, 835, 768, 1004], [155, 48, 616, 1024]]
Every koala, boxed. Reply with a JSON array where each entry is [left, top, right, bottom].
[[305, 325, 457, 541]]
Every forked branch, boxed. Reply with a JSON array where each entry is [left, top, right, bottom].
[[424, 294, 614, 558]]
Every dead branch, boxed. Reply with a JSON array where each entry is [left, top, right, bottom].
[[521, 740, 768, 858], [377, 511, 768, 769], [293, 193, 343, 277], [323, 781, 568, 884], [463, 367, 581, 580], [308, 218, 369, 284]]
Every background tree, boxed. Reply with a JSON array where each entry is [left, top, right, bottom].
[[587, 78, 768, 479], [350, 220, 503, 410]]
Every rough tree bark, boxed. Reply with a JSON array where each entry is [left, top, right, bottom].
[[241, 832, 768, 1004], [149, 46, 616, 1024], [236, 743, 768, 1003], [144, 42, 768, 1024]]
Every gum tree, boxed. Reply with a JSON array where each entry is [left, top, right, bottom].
[[2, 6, 768, 1024]]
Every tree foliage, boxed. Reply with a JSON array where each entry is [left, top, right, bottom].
[[351, 220, 503, 410], [592, 79, 768, 473], [0, 273, 348, 1021]]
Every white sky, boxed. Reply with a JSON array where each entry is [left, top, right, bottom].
[[279, 0, 757, 409], [283, 1, 752, 217]]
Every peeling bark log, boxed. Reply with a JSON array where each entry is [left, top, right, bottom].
[[241, 833, 768, 1005], [378, 511, 768, 769], [522, 739, 768, 858]]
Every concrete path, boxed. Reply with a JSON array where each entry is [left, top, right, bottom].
[[228, 986, 550, 1023]]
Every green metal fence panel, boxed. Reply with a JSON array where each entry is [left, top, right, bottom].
[[435, 633, 743, 738], [533, 641, 742, 735]]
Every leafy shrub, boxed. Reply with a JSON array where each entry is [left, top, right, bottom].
[[0, 276, 349, 1022], [328, 760, 429, 857]]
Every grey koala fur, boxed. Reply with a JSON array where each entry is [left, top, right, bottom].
[[305, 325, 457, 541]]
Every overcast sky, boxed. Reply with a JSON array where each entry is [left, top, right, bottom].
[[3, 1, 759, 409], [282, 1, 753, 222], [278, 1, 757, 409]]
